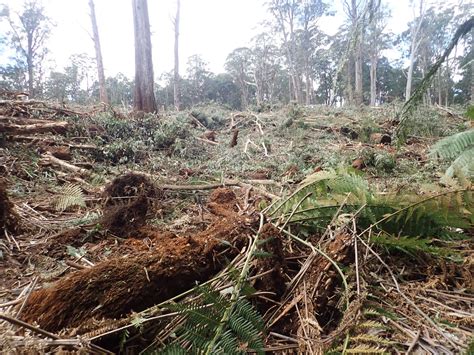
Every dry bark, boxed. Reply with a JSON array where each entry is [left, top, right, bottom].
[[132, 0, 157, 113]]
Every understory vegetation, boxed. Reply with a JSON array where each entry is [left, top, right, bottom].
[[0, 98, 472, 354]]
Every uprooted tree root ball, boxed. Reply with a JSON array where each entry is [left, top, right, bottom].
[[21, 192, 258, 332], [103, 172, 159, 206], [100, 195, 149, 237]]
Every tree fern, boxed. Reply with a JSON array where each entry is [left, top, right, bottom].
[[54, 183, 86, 211], [160, 287, 264, 355]]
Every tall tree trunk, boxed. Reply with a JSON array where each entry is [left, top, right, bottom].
[[89, 0, 109, 104], [27, 34, 34, 97], [437, 69, 442, 105], [405, 0, 424, 102], [354, 43, 363, 105], [132, 0, 157, 113], [351, 0, 363, 105], [173, 0, 181, 111], [305, 70, 311, 105], [346, 61, 354, 105], [471, 58, 474, 106], [370, 55, 377, 106]]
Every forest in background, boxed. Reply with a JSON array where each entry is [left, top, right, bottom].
[[0, 0, 472, 110], [0, 1, 473, 354]]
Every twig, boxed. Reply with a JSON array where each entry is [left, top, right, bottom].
[[406, 329, 421, 354], [195, 136, 219, 145], [356, 235, 460, 349], [0, 313, 113, 354], [16, 276, 38, 318]]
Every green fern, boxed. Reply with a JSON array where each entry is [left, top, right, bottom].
[[270, 170, 473, 256], [430, 129, 474, 181], [160, 287, 264, 355], [430, 130, 474, 161], [54, 183, 86, 212]]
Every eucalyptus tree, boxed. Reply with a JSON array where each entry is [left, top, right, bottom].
[[89, 0, 108, 104], [2, 0, 52, 97], [132, 0, 157, 112], [225, 47, 254, 109], [185, 54, 212, 105], [251, 32, 282, 105], [366, 3, 391, 106], [173, 0, 181, 110]]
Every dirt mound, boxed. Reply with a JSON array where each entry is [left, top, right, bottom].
[[21, 192, 258, 332], [103, 172, 158, 205], [207, 187, 239, 217], [0, 180, 19, 235], [101, 195, 149, 237]]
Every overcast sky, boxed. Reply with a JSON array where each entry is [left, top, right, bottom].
[[0, 0, 468, 79]]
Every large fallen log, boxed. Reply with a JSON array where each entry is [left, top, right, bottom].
[[0, 121, 70, 135]]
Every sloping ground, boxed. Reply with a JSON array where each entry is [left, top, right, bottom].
[[0, 99, 472, 353]]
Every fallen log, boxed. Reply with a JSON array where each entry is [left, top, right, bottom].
[[40, 153, 91, 176], [9, 136, 98, 150], [1, 121, 70, 135]]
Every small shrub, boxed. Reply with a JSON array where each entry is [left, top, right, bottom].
[[190, 104, 229, 129], [358, 117, 380, 143], [374, 152, 396, 172]]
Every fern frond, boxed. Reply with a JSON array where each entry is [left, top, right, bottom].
[[351, 334, 394, 346], [430, 130, 474, 161], [371, 235, 454, 258], [344, 344, 387, 353], [445, 147, 474, 179], [358, 320, 386, 329], [160, 287, 264, 354], [54, 183, 86, 212], [363, 308, 381, 317]]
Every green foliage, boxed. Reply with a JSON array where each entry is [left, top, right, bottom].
[[270, 170, 473, 256], [102, 139, 147, 164], [82, 112, 191, 163], [160, 287, 264, 354], [54, 184, 86, 211], [374, 151, 396, 172], [396, 17, 474, 141], [430, 129, 474, 180], [190, 105, 229, 129], [357, 117, 380, 143], [466, 106, 474, 121]]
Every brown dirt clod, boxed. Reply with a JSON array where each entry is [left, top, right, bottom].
[[101, 195, 149, 237], [207, 188, 239, 217]]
